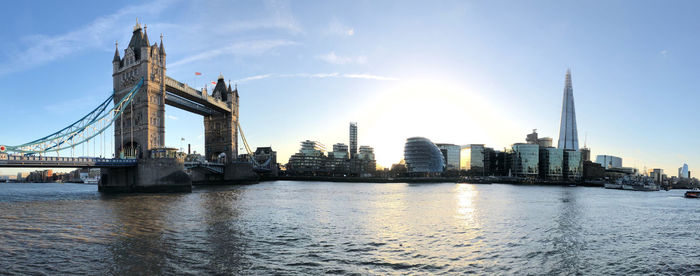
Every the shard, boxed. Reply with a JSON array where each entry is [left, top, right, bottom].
[[557, 69, 579, 150]]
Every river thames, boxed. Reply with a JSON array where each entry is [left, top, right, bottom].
[[0, 181, 698, 275]]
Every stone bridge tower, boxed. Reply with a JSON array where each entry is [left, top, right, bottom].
[[112, 21, 166, 159], [204, 75, 239, 163]]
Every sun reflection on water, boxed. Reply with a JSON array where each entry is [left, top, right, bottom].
[[455, 184, 478, 225]]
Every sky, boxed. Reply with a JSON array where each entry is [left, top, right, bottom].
[[1, 0, 699, 175]]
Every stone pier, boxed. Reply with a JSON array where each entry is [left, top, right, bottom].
[[99, 158, 191, 193]]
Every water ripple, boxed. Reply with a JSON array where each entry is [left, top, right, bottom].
[[0, 182, 698, 274]]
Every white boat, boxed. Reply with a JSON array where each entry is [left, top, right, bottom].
[[80, 172, 100, 184], [82, 177, 100, 184], [611, 176, 659, 191], [604, 183, 623, 189]]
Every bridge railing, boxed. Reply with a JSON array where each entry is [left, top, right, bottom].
[[164, 77, 203, 97], [1, 154, 138, 166]]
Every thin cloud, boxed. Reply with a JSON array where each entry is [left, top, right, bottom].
[[166, 115, 179, 120], [316, 51, 367, 65], [660, 50, 668, 57], [0, 0, 174, 75], [235, 72, 397, 83], [324, 18, 354, 36], [169, 40, 298, 68], [342, 74, 398, 81], [223, 0, 303, 34]]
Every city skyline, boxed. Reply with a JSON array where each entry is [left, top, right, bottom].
[[2, 1, 700, 175]]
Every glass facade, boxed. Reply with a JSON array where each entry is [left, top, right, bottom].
[[557, 69, 579, 150], [564, 150, 582, 180], [512, 143, 539, 177], [331, 143, 349, 159], [436, 144, 461, 170], [594, 155, 622, 169], [460, 144, 485, 173], [404, 137, 445, 174], [349, 122, 357, 158], [539, 147, 563, 180]]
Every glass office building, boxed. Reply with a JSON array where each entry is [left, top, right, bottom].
[[436, 143, 461, 170], [512, 143, 539, 177], [595, 155, 622, 169], [460, 144, 485, 173], [539, 147, 564, 180], [564, 150, 583, 180], [404, 137, 445, 174]]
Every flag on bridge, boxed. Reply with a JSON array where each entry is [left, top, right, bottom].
[[195, 72, 202, 76]]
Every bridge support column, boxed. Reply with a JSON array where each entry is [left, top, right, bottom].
[[99, 158, 191, 193], [224, 163, 258, 183]]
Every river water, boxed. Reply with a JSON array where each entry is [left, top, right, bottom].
[[0, 181, 698, 275]]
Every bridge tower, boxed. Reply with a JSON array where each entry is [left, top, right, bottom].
[[204, 76, 239, 163], [112, 21, 166, 159]]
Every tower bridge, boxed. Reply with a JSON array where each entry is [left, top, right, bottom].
[[0, 21, 261, 192]]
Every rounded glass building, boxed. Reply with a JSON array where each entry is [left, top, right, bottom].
[[404, 137, 445, 175]]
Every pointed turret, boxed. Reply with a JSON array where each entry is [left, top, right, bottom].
[[142, 24, 150, 47], [212, 74, 228, 101], [113, 42, 121, 63], [159, 33, 165, 56], [126, 19, 151, 61], [128, 19, 143, 49]]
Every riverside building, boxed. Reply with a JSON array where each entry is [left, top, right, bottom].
[[539, 147, 564, 181], [460, 144, 485, 174], [287, 140, 328, 175], [286, 122, 376, 176], [351, 146, 377, 176], [595, 155, 622, 169], [563, 150, 583, 180], [436, 143, 461, 171], [511, 143, 540, 178], [404, 137, 445, 176], [349, 122, 358, 159]]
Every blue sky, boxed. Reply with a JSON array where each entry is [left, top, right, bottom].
[[1, 0, 699, 175]]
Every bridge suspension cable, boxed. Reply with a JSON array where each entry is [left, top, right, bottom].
[[3, 79, 144, 155], [236, 120, 254, 158], [236, 120, 273, 169]]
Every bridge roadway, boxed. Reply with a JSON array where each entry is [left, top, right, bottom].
[[184, 161, 225, 174], [0, 154, 227, 174], [0, 155, 137, 168], [164, 76, 231, 116]]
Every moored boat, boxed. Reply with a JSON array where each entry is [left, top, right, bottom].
[[685, 190, 700, 198], [604, 183, 622, 189]]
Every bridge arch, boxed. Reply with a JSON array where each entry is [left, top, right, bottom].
[[118, 141, 142, 159]]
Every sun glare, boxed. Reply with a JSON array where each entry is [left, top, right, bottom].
[[354, 77, 519, 167]]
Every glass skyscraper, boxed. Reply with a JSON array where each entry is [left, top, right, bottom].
[[557, 69, 579, 150], [349, 122, 357, 158]]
